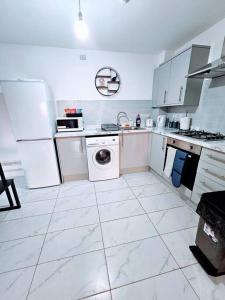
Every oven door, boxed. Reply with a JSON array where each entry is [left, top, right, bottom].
[[164, 144, 200, 196]]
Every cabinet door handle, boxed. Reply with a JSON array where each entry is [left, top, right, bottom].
[[163, 90, 167, 104], [203, 168, 225, 181], [162, 137, 166, 151], [200, 181, 214, 192], [207, 154, 225, 165], [121, 130, 124, 148], [179, 86, 183, 102], [80, 137, 84, 153]]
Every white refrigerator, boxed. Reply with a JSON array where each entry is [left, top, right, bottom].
[[0, 79, 61, 189]]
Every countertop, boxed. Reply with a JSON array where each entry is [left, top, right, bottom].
[[55, 128, 225, 154]]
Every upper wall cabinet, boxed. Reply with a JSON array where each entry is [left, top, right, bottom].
[[152, 45, 210, 107]]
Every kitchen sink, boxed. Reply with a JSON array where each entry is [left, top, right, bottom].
[[120, 126, 147, 131]]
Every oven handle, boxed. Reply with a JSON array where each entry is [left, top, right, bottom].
[[166, 145, 192, 158]]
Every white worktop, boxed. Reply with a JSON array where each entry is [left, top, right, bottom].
[[55, 127, 225, 154], [55, 128, 150, 138]]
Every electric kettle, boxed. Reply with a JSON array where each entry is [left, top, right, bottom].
[[157, 115, 166, 128]]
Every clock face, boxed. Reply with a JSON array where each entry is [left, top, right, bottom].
[[95, 67, 121, 96]]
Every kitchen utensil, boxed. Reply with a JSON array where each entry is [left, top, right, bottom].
[[146, 118, 154, 128], [157, 115, 166, 128], [180, 116, 191, 130]]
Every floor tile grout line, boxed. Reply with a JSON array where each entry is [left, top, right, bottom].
[[25, 187, 61, 300], [97, 265, 191, 295], [98, 197, 137, 206], [2, 209, 56, 223], [180, 265, 200, 300], [100, 212, 147, 224], [53, 203, 97, 213], [0, 190, 196, 241], [127, 175, 200, 300], [139, 200, 200, 299], [0, 227, 199, 276], [78, 289, 112, 300], [19, 197, 58, 204], [0, 203, 191, 237], [0, 212, 53, 224], [32, 247, 104, 268], [0, 264, 37, 276], [2, 175, 199, 299], [0, 232, 47, 244], [93, 183, 112, 293], [143, 204, 185, 215]]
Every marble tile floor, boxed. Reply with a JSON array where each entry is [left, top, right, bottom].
[[0, 172, 224, 299]]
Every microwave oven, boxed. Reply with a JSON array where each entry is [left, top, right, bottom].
[[56, 117, 84, 132]]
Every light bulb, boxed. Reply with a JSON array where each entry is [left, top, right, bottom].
[[75, 13, 89, 40]]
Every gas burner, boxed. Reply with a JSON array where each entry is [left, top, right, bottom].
[[174, 130, 225, 141]]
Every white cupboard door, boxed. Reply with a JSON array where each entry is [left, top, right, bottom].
[[2, 81, 53, 140], [56, 137, 88, 180], [149, 133, 166, 176], [167, 48, 191, 105], [18, 139, 60, 189], [152, 68, 159, 107], [120, 133, 150, 171], [157, 61, 171, 106]]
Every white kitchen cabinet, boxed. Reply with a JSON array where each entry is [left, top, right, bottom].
[[149, 133, 167, 176], [191, 148, 225, 205], [153, 45, 210, 107], [120, 132, 150, 173], [56, 137, 88, 181], [157, 61, 171, 106], [166, 48, 191, 105], [152, 68, 159, 107]]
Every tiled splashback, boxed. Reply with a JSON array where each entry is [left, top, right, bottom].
[[56, 100, 153, 127], [166, 77, 225, 134]]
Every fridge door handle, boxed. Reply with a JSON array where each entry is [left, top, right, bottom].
[[17, 138, 52, 142]]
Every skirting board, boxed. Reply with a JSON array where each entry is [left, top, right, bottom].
[[63, 174, 89, 182], [120, 166, 150, 175]]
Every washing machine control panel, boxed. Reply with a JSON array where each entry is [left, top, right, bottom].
[[86, 135, 119, 147]]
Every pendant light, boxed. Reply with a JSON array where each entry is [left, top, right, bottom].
[[75, 0, 89, 40]]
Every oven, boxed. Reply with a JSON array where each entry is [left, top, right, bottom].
[[165, 137, 202, 197], [56, 117, 84, 132]]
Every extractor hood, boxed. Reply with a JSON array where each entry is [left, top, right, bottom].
[[187, 38, 225, 79]]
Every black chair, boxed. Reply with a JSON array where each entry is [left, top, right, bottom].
[[0, 162, 21, 212]]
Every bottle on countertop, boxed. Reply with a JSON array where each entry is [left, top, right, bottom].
[[136, 114, 141, 128]]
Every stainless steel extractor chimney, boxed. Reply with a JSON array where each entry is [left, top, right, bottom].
[[187, 38, 225, 79]]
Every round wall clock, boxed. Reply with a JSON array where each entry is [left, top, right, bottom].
[[95, 67, 121, 96]]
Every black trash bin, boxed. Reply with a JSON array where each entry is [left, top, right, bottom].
[[190, 190, 225, 277]]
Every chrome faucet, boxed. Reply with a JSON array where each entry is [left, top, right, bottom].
[[117, 112, 129, 127]]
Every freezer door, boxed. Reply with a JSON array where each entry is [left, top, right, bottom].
[[18, 139, 60, 189], [1, 81, 55, 140]]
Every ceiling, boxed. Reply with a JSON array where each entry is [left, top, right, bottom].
[[1, 0, 225, 54]]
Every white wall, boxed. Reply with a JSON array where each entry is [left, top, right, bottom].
[[0, 93, 19, 160], [0, 44, 157, 101], [175, 17, 225, 62], [0, 44, 157, 160]]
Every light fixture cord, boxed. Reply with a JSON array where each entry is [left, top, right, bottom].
[[78, 0, 83, 20]]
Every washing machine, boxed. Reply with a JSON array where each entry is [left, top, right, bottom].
[[86, 135, 119, 181]]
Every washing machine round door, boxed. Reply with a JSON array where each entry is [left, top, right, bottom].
[[93, 147, 114, 168]]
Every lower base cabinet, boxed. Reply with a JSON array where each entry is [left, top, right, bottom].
[[149, 133, 167, 176], [191, 148, 225, 205], [120, 132, 150, 173], [56, 137, 88, 182]]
